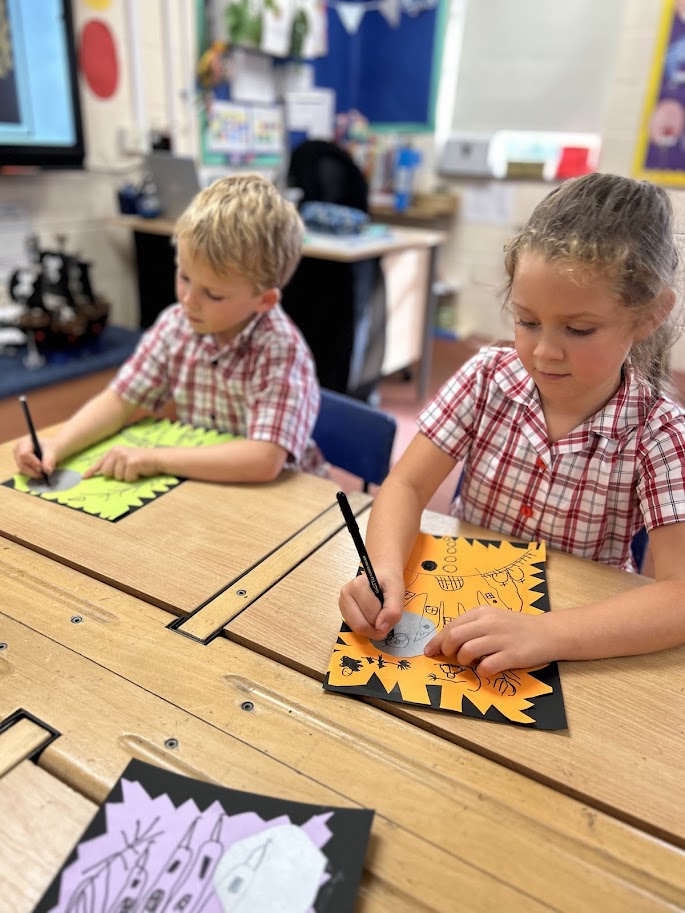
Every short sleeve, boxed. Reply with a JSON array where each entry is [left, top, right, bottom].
[[637, 414, 685, 531], [111, 309, 175, 412], [246, 333, 320, 462], [417, 351, 488, 460]]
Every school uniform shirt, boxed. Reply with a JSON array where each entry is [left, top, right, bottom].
[[111, 303, 326, 474], [418, 346, 685, 571]]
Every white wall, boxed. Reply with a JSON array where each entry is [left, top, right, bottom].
[[429, 0, 685, 370], [5, 0, 685, 369]]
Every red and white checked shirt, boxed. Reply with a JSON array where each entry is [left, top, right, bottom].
[[418, 347, 685, 570], [111, 304, 326, 474]]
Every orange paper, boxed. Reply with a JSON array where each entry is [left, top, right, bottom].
[[325, 533, 566, 729]]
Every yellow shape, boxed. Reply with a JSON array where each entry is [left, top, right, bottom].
[[11, 418, 235, 521]]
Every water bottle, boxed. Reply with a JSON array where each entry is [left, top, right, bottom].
[[393, 145, 421, 212]]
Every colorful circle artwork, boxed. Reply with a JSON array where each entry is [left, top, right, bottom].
[[79, 19, 119, 99]]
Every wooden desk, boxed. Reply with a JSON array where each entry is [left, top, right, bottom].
[[1, 537, 682, 912], [0, 762, 97, 913], [370, 190, 460, 229], [225, 508, 685, 850], [0, 432, 368, 617], [109, 215, 446, 400]]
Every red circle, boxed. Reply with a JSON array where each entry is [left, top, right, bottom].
[[79, 20, 119, 99], [519, 504, 533, 518]]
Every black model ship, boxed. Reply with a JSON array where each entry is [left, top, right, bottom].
[[0, 233, 109, 359]]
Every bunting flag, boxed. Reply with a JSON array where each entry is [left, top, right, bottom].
[[332, 0, 435, 35]]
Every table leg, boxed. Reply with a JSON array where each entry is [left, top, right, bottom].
[[417, 245, 438, 402]]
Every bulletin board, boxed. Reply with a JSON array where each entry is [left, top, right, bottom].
[[313, 0, 448, 130], [196, 0, 300, 169], [633, 0, 685, 186], [197, 0, 447, 144]]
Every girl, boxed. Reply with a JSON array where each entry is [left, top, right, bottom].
[[339, 172, 685, 673]]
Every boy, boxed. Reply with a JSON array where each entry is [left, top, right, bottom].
[[14, 174, 325, 483]]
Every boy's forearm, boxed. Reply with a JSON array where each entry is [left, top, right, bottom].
[[550, 580, 685, 660], [153, 439, 287, 483], [50, 388, 134, 461]]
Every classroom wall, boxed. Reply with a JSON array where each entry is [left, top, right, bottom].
[[0, 2, 194, 331], [431, 0, 685, 371], [5, 0, 685, 369]]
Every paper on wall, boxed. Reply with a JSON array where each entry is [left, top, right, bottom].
[[285, 88, 335, 139]]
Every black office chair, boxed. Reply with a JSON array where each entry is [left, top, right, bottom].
[[312, 388, 397, 492], [282, 140, 386, 399]]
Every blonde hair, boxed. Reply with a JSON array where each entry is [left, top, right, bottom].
[[503, 172, 684, 396], [173, 173, 304, 291]]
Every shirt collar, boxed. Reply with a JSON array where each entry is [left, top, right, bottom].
[[587, 364, 650, 441], [197, 311, 266, 360], [495, 348, 649, 442]]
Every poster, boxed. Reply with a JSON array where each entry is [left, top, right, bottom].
[[634, 0, 685, 184]]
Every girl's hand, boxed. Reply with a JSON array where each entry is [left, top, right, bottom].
[[424, 605, 560, 675], [82, 446, 161, 483], [13, 435, 59, 478], [338, 571, 405, 639]]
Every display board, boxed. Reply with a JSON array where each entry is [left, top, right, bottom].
[[313, 0, 447, 128]]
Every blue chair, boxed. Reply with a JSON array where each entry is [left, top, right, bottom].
[[453, 469, 648, 572], [630, 526, 648, 573], [312, 388, 397, 492]]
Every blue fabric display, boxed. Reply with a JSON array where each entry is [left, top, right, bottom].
[[300, 201, 370, 235]]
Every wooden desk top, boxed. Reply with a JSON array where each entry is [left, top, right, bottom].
[[225, 508, 685, 849], [370, 190, 460, 224], [0, 432, 366, 615], [1, 537, 682, 912], [0, 762, 97, 913], [110, 214, 446, 263]]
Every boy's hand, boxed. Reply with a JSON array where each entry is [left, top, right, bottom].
[[82, 446, 161, 482], [338, 571, 404, 639], [13, 435, 59, 478], [424, 605, 559, 675]]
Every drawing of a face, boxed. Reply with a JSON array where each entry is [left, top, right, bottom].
[[439, 663, 482, 691], [487, 565, 525, 612], [649, 99, 685, 147]]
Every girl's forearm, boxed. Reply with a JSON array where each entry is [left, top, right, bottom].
[[550, 580, 685, 660], [365, 475, 425, 576]]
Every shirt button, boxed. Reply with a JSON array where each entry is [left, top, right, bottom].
[[535, 456, 546, 470], [520, 504, 533, 518]]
